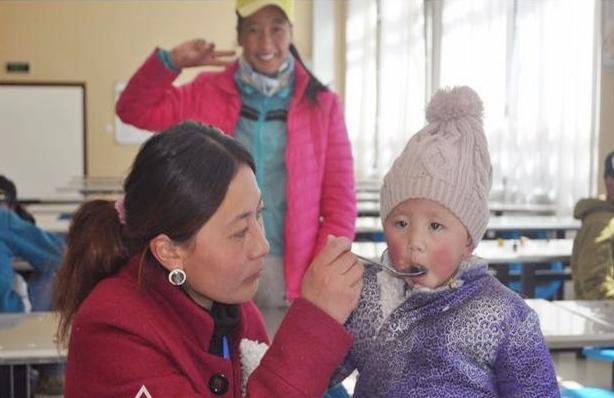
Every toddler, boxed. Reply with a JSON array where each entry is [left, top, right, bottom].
[[332, 86, 559, 397]]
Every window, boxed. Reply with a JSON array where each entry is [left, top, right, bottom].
[[346, 0, 599, 214]]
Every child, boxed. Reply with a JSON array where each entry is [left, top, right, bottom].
[[332, 86, 559, 397]]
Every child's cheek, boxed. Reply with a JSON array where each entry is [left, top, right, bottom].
[[433, 246, 458, 274], [386, 237, 406, 265]]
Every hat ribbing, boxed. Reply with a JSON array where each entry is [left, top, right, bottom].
[[380, 86, 492, 245]]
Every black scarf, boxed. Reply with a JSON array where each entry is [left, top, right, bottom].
[[208, 302, 240, 357]]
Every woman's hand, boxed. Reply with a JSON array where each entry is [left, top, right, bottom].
[[300, 236, 364, 324], [170, 39, 236, 69]]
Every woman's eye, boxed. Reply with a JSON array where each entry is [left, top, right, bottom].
[[233, 228, 248, 239]]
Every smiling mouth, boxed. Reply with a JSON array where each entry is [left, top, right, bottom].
[[258, 54, 275, 61]]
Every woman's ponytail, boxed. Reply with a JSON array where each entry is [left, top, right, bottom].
[[54, 200, 130, 344]]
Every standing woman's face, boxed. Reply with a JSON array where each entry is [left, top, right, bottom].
[[179, 165, 270, 304], [238, 5, 293, 76]]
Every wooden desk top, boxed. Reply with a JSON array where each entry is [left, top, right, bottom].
[[0, 312, 66, 365]]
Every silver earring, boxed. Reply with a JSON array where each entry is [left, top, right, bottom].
[[168, 268, 187, 286]]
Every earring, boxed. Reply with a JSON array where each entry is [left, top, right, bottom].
[[168, 268, 187, 286]]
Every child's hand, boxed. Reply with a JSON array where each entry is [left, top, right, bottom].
[[300, 236, 364, 324], [170, 38, 236, 69]]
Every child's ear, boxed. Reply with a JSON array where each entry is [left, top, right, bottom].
[[463, 235, 475, 258], [149, 234, 184, 272]]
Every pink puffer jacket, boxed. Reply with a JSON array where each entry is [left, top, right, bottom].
[[117, 50, 356, 298]]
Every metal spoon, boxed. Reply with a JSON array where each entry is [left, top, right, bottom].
[[355, 254, 427, 278]]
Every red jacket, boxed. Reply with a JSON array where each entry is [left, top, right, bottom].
[[116, 51, 357, 299], [64, 256, 352, 397]]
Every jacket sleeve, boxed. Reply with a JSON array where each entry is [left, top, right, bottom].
[[246, 298, 353, 397], [494, 310, 560, 398], [0, 208, 63, 272], [315, 94, 357, 252], [116, 49, 196, 132], [572, 218, 614, 299]]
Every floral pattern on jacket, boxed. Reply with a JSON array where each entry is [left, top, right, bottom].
[[332, 255, 560, 398]]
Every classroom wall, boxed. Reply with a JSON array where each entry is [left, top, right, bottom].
[[0, 0, 313, 177], [1, 0, 612, 196]]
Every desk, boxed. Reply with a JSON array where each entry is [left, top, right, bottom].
[[476, 239, 572, 299], [526, 299, 614, 350], [553, 300, 614, 328], [355, 215, 580, 242], [352, 239, 572, 298], [0, 312, 66, 398], [56, 176, 123, 196], [489, 202, 557, 216], [485, 216, 580, 238], [24, 203, 77, 234], [357, 202, 564, 218]]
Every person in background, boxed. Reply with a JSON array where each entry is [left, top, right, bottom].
[[54, 121, 363, 397], [571, 150, 614, 299], [0, 175, 65, 396], [330, 87, 559, 397], [116, 0, 356, 311]]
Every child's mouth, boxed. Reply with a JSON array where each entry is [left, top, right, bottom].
[[400, 264, 427, 276]]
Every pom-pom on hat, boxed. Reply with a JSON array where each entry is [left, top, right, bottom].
[[236, 0, 294, 24], [380, 86, 493, 246]]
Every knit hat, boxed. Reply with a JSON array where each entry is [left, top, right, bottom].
[[605, 150, 614, 178], [236, 0, 294, 24], [380, 86, 493, 245]]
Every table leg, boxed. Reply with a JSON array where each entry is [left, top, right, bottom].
[[521, 264, 536, 298], [0, 364, 30, 398]]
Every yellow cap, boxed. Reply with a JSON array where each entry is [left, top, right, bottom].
[[236, 0, 294, 24]]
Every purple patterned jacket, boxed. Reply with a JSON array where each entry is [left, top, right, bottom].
[[332, 255, 560, 398]]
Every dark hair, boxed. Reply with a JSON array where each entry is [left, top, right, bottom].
[[0, 175, 36, 224], [54, 121, 255, 342], [236, 12, 328, 103]]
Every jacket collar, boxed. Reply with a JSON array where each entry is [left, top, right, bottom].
[[122, 254, 250, 351]]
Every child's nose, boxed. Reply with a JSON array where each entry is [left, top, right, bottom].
[[406, 229, 425, 253]]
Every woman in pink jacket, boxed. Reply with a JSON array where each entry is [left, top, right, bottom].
[[116, 0, 356, 308], [54, 121, 363, 397]]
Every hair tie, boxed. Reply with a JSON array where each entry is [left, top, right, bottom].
[[114, 196, 127, 225]]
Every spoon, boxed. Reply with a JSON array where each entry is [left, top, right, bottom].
[[355, 255, 427, 278]]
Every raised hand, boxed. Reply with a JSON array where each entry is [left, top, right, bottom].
[[170, 38, 237, 69], [300, 236, 364, 324]]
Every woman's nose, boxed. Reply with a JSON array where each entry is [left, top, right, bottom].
[[259, 30, 273, 50], [250, 222, 270, 259]]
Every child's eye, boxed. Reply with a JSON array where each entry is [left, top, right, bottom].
[[430, 222, 443, 231], [394, 220, 408, 229]]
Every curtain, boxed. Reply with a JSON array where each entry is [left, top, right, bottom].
[[346, 0, 598, 214], [345, 0, 426, 181]]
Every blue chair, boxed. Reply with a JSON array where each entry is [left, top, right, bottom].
[[560, 386, 614, 398], [501, 230, 563, 299], [582, 347, 614, 389]]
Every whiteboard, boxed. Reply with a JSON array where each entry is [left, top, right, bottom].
[[0, 83, 85, 200]]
